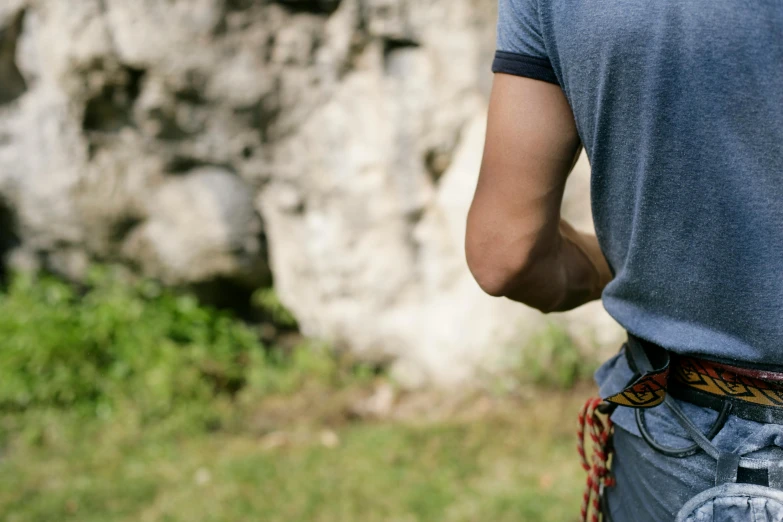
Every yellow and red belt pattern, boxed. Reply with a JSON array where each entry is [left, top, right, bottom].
[[672, 356, 783, 408], [604, 355, 783, 410]]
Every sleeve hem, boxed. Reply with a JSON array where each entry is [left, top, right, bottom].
[[491, 51, 559, 85]]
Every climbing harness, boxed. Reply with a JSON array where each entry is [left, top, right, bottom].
[[579, 335, 783, 521]]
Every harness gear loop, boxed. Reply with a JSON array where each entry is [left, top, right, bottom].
[[578, 397, 616, 522]]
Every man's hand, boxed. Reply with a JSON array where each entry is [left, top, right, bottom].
[[465, 73, 612, 312]]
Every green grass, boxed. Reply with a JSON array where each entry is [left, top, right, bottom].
[[0, 392, 588, 522], [0, 270, 591, 522]]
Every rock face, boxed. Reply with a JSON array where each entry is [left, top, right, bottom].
[[0, 0, 623, 385]]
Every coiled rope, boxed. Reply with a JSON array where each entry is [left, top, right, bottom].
[[577, 397, 615, 522]]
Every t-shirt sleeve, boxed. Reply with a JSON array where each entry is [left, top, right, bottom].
[[493, 0, 559, 85]]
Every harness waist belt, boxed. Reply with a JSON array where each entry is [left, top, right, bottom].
[[605, 337, 783, 424]]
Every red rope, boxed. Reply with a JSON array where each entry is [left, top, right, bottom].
[[577, 397, 615, 522]]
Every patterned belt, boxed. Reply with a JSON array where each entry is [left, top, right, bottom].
[[604, 341, 783, 425]]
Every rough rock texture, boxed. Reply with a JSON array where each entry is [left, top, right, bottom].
[[0, 0, 623, 385]]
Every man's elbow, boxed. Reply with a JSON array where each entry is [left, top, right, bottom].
[[465, 239, 536, 298], [468, 263, 512, 297]]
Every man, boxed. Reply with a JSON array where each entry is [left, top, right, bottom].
[[466, 0, 783, 520]]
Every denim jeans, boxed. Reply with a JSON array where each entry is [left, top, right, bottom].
[[607, 427, 783, 521]]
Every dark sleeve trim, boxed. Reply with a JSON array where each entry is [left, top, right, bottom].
[[491, 51, 559, 85]]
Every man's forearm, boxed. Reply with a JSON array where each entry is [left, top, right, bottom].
[[465, 75, 612, 311], [502, 220, 613, 313]]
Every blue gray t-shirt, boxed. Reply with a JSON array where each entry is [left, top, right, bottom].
[[495, 0, 783, 369]]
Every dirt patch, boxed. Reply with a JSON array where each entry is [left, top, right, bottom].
[[251, 379, 599, 435]]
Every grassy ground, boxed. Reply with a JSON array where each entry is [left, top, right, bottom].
[[0, 388, 591, 522], [0, 270, 596, 522]]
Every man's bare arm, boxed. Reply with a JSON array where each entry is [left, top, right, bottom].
[[465, 73, 612, 313]]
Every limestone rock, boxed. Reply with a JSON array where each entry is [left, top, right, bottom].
[[122, 167, 265, 287], [0, 0, 624, 385]]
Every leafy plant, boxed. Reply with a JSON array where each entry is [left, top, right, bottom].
[[0, 269, 262, 420], [251, 287, 298, 329], [518, 323, 596, 389]]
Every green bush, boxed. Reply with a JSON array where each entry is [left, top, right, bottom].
[[251, 287, 298, 329], [519, 323, 596, 389], [0, 269, 354, 432], [0, 269, 265, 419]]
